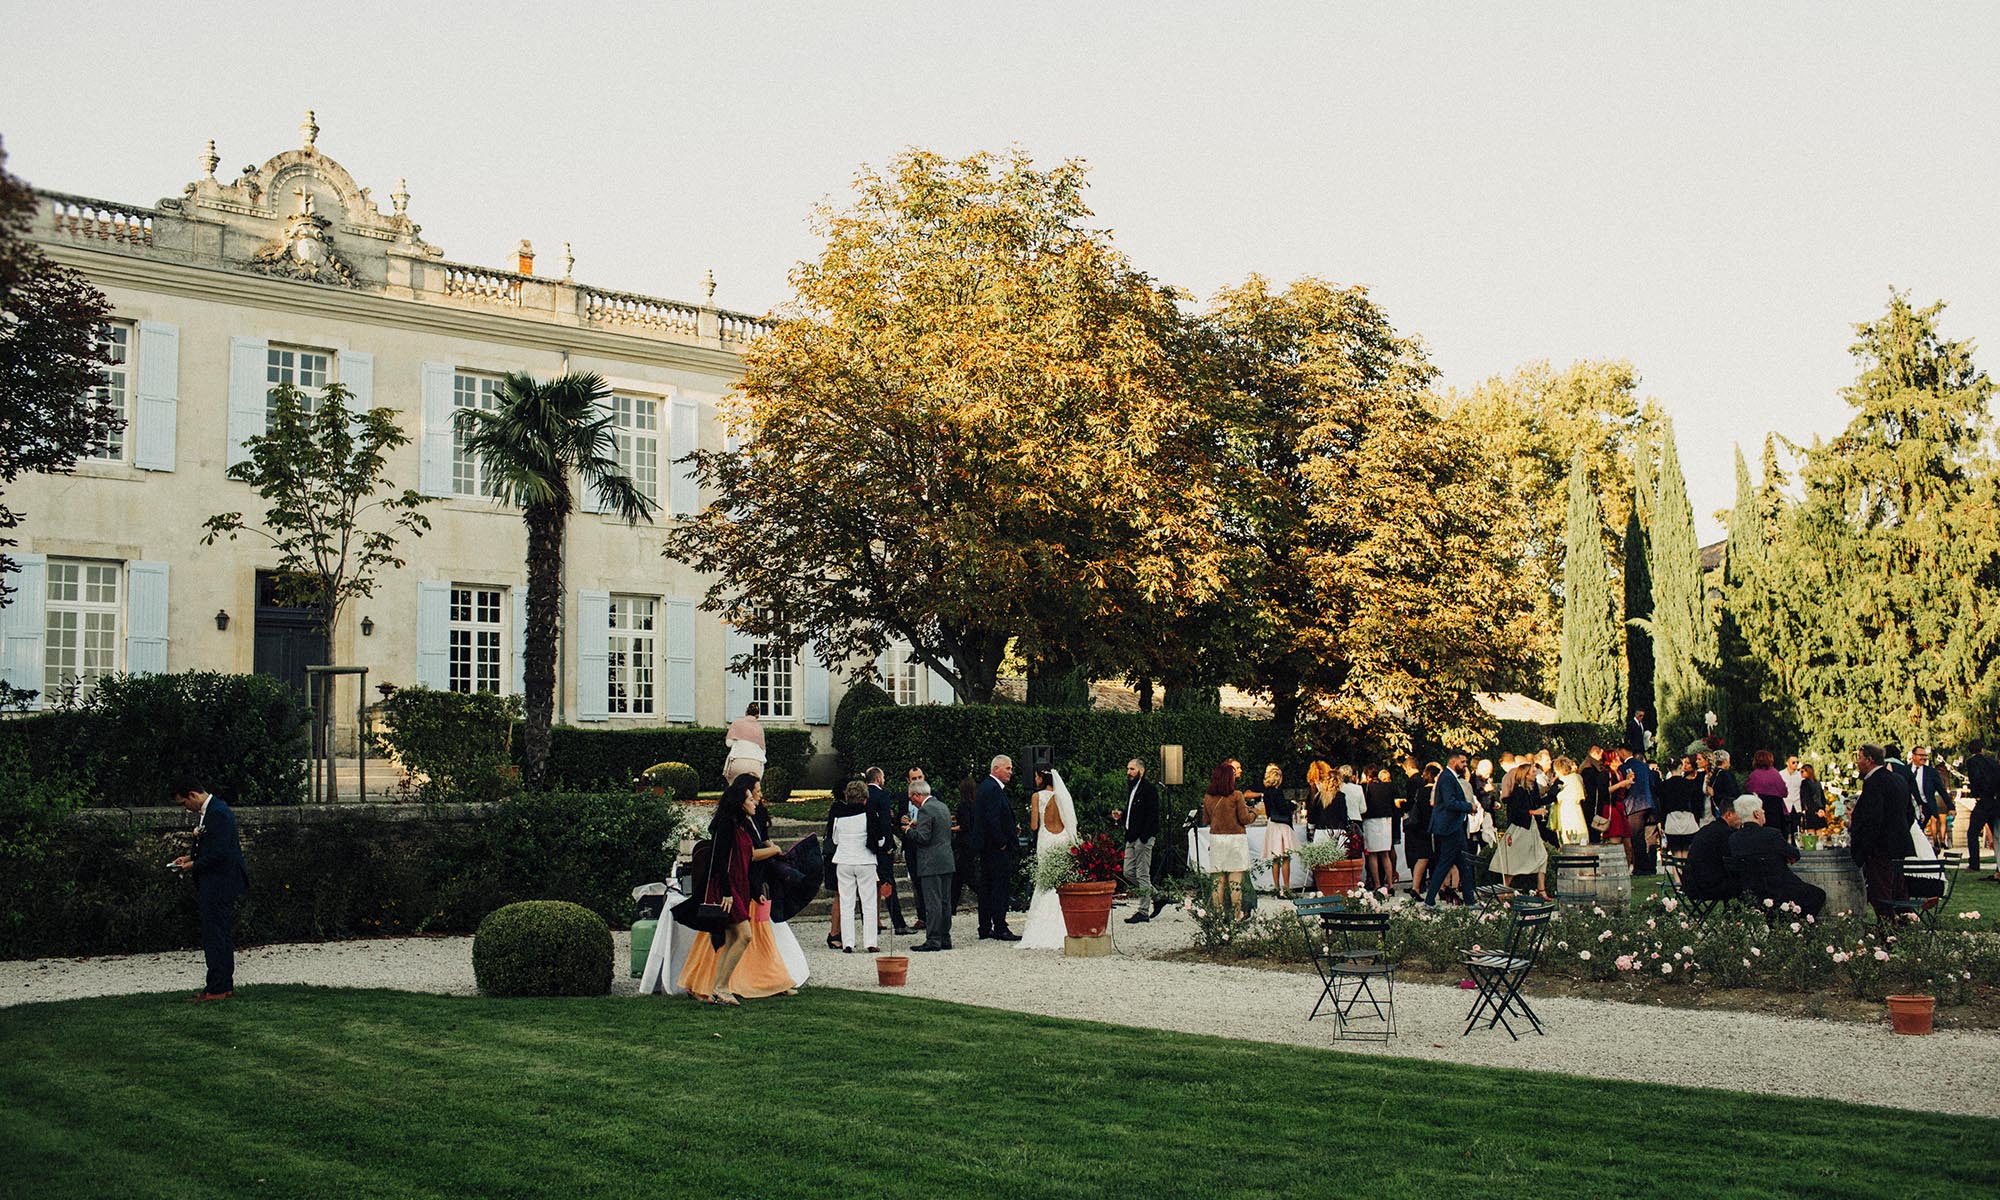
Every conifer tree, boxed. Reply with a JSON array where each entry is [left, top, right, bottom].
[[1622, 440, 1656, 723], [1556, 447, 1622, 724], [1648, 418, 1718, 751]]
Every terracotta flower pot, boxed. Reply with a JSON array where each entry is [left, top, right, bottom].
[[876, 955, 910, 987], [1056, 880, 1118, 938], [1314, 859, 1364, 896], [1886, 993, 1934, 1035]]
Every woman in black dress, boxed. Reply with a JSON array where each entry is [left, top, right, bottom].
[[1361, 766, 1400, 893], [1405, 763, 1438, 896]]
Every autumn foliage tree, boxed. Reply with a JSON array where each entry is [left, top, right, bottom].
[[666, 149, 1226, 702]]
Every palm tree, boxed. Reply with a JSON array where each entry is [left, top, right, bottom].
[[458, 372, 654, 787]]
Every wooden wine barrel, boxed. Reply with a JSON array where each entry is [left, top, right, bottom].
[[1793, 848, 1869, 918], [1555, 843, 1632, 909]]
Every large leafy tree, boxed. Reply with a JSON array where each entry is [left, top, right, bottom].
[[203, 382, 431, 797], [1647, 418, 1720, 752], [1209, 275, 1534, 751], [1442, 360, 1644, 696], [665, 148, 1226, 703], [0, 139, 116, 607], [460, 371, 653, 787], [1748, 294, 1999, 748], [1555, 447, 1622, 725]]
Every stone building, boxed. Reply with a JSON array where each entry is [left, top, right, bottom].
[[1, 115, 949, 757]]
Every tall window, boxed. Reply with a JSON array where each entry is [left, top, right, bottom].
[[610, 394, 659, 504], [884, 644, 920, 705], [752, 642, 795, 720], [267, 344, 332, 420], [448, 586, 504, 694], [607, 595, 657, 716], [89, 322, 132, 462], [45, 559, 120, 698], [451, 372, 502, 497]]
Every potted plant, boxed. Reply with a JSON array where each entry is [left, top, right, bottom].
[[1038, 835, 1124, 939], [1298, 831, 1361, 896], [876, 879, 909, 986], [1885, 993, 1934, 1035]]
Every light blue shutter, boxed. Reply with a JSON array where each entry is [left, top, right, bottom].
[[227, 337, 267, 469], [669, 396, 699, 518], [420, 363, 456, 497], [415, 581, 450, 690], [801, 640, 831, 725], [124, 561, 169, 675], [512, 588, 528, 699], [723, 622, 753, 720], [576, 591, 610, 721], [133, 321, 178, 472], [664, 598, 696, 722], [0, 554, 47, 706], [340, 349, 373, 444]]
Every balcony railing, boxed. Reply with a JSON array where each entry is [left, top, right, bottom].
[[438, 261, 525, 306], [580, 285, 702, 336], [43, 191, 155, 247]]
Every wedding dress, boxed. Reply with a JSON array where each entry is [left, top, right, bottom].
[[1018, 769, 1079, 950]]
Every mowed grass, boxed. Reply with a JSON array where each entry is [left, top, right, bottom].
[[2, 987, 1995, 1200]]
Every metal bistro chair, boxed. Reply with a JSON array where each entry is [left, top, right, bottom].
[[1886, 856, 1955, 942], [1659, 852, 1719, 926], [1462, 900, 1555, 1040], [1296, 896, 1397, 1040]]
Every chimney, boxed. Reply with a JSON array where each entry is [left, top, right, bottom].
[[514, 239, 535, 275]]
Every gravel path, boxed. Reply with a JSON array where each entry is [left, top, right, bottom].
[[5, 909, 1996, 1118]]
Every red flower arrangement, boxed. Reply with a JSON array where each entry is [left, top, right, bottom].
[[1067, 834, 1125, 884]]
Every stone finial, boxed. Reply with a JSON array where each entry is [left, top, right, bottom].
[[562, 241, 575, 280], [703, 269, 716, 304], [391, 178, 410, 218], [514, 239, 535, 275], [301, 110, 319, 154], [200, 139, 219, 179]]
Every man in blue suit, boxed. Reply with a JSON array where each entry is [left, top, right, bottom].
[[965, 755, 1020, 940], [170, 781, 249, 1001], [1423, 752, 1478, 907]]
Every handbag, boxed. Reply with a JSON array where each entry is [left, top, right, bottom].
[[1590, 814, 1612, 833], [695, 831, 728, 923]]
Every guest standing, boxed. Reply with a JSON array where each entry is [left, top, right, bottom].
[[1850, 744, 1917, 917], [1616, 748, 1660, 874], [1626, 708, 1650, 756], [902, 780, 955, 951], [1305, 761, 1339, 844], [968, 756, 1021, 941], [1113, 758, 1165, 922], [169, 782, 248, 1002], [1580, 746, 1611, 841], [1962, 742, 2000, 879], [1360, 766, 1399, 893], [1405, 763, 1437, 897], [1909, 747, 1947, 851], [863, 767, 911, 936], [722, 702, 767, 783], [1337, 766, 1366, 846], [828, 780, 889, 954], [1657, 755, 1704, 854], [1489, 763, 1550, 897], [702, 778, 760, 1004], [1203, 763, 1257, 915], [1705, 750, 1740, 822], [1599, 750, 1632, 854], [1422, 753, 1478, 907], [1258, 764, 1299, 898], [1552, 756, 1588, 846], [951, 776, 982, 912], [1797, 763, 1828, 833], [1744, 751, 1791, 841]]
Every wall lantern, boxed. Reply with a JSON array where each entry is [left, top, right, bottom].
[[360, 615, 375, 637], [215, 609, 230, 632]]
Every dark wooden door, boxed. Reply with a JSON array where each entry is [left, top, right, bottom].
[[253, 573, 326, 745]]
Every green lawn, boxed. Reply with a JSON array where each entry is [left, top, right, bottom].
[[3, 989, 1994, 1199]]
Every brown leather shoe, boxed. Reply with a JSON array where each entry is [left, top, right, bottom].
[[192, 990, 234, 1002]]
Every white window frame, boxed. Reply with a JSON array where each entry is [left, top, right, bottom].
[[607, 594, 657, 717], [267, 343, 333, 420], [611, 393, 660, 506], [451, 371, 504, 498], [88, 321, 134, 462], [752, 641, 796, 720], [448, 585, 506, 695], [884, 643, 920, 706], [44, 558, 121, 699]]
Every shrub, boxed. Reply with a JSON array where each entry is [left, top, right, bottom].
[[640, 762, 701, 801], [472, 900, 612, 997], [759, 761, 796, 805], [535, 726, 814, 793], [374, 687, 522, 804], [832, 678, 894, 775]]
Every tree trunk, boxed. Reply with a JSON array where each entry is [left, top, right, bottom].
[[520, 504, 564, 790], [1136, 677, 1155, 713]]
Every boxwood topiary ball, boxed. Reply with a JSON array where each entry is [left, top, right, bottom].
[[472, 900, 613, 997]]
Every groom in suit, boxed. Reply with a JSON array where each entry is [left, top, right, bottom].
[[1423, 753, 1478, 907], [967, 755, 1021, 940], [170, 781, 249, 1000]]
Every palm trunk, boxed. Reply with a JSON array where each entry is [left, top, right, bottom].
[[520, 503, 564, 789]]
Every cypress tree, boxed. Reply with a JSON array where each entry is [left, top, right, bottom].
[[1622, 441, 1655, 722], [1648, 418, 1718, 752], [1724, 445, 1762, 584], [1556, 447, 1622, 724], [1757, 433, 1787, 544]]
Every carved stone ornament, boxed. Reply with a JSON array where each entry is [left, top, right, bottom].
[[248, 184, 360, 286]]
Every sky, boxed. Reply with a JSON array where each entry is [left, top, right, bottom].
[[5, 1, 1996, 539]]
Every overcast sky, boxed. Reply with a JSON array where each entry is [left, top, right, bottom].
[[6, 1, 1996, 539]]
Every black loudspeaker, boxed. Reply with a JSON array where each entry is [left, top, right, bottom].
[[1021, 743, 1054, 777]]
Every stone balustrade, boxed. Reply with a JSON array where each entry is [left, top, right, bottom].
[[581, 284, 703, 336], [438, 260, 526, 306], [43, 191, 156, 247]]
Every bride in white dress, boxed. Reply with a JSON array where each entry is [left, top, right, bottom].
[[1019, 767, 1079, 950]]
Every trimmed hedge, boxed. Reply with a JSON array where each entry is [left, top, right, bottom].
[[832, 678, 894, 775], [0, 791, 686, 960], [532, 725, 815, 800], [0, 672, 307, 807], [472, 900, 612, 997], [373, 687, 521, 805]]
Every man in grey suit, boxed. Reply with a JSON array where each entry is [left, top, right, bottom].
[[901, 780, 956, 951]]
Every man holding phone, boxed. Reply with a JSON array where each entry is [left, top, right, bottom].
[[169, 781, 249, 1001]]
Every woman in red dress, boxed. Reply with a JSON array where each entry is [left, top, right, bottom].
[[1601, 749, 1633, 850], [701, 778, 758, 1006]]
